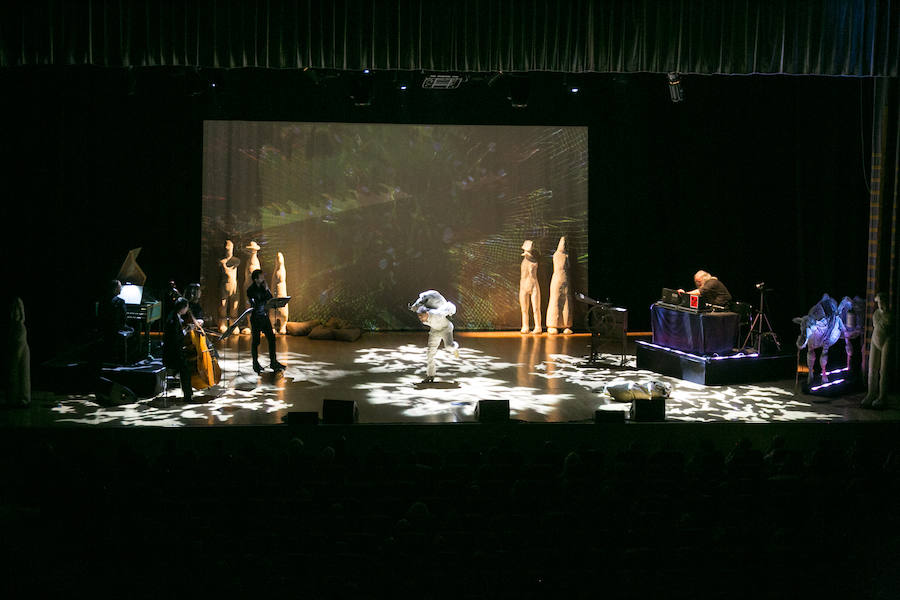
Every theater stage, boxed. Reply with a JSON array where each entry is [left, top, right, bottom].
[[9, 332, 896, 429]]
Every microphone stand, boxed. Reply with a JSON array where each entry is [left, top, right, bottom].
[[742, 286, 782, 354]]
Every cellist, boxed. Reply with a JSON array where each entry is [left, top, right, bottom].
[[185, 283, 205, 329], [163, 297, 200, 403]]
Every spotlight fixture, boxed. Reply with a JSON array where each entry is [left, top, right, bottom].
[[569, 87, 579, 94], [667, 72, 684, 103], [422, 74, 464, 89]]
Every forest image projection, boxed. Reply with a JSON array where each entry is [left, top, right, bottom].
[[201, 121, 588, 330]]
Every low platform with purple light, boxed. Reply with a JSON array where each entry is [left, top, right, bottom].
[[803, 365, 860, 398], [635, 340, 796, 385]]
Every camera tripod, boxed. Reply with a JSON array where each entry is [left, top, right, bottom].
[[742, 285, 782, 354]]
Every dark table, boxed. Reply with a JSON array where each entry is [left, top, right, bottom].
[[650, 303, 739, 355]]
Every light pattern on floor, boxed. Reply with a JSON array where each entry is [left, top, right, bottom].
[[353, 344, 575, 420], [543, 353, 844, 422], [45, 341, 852, 426]]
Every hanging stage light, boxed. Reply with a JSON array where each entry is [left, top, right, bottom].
[[667, 72, 684, 103]]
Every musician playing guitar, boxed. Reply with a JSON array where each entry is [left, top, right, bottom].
[[247, 269, 286, 373], [163, 297, 199, 403]]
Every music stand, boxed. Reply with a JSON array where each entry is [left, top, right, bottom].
[[265, 296, 291, 311]]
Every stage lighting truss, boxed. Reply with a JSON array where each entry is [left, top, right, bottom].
[[422, 74, 464, 89]]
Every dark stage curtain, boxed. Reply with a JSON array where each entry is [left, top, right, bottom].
[[1, 0, 897, 76], [864, 77, 899, 378]]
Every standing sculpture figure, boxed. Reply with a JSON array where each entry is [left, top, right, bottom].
[[546, 236, 573, 335], [862, 293, 893, 409], [217, 240, 240, 333], [6, 298, 30, 406], [241, 241, 261, 334], [271, 251, 289, 335], [519, 240, 542, 334]]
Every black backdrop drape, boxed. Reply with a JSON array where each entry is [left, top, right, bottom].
[[1, 0, 897, 75], [0, 67, 871, 364], [0, 0, 896, 377]]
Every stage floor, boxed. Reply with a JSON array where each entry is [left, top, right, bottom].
[[8, 332, 898, 428]]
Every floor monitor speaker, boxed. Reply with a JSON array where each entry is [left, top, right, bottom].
[[322, 399, 359, 424], [475, 399, 510, 423]]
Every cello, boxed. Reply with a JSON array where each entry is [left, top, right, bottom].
[[185, 308, 221, 389], [174, 285, 222, 390]]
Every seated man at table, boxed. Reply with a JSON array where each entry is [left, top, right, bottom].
[[678, 270, 732, 309]]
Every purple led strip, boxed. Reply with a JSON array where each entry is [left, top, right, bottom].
[[638, 341, 758, 362], [810, 378, 846, 391]]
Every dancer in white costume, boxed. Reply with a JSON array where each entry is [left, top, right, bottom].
[[409, 290, 460, 383]]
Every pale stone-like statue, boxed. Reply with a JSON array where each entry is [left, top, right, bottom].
[[271, 251, 288, 335], [862, 293, 893, 409], [217, 240, 241, 333], [6, 298, 31, 406], [241, 241, 261, 334], [546, 236, 573, 335], [519, 240, 542, 334]]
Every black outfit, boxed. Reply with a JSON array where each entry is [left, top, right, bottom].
[[699, 278, 732, 308], [163, 310, 193, 402], [99, 295, 132, 363], [247, 282, 278, 370], [188, 301, 204, 321]]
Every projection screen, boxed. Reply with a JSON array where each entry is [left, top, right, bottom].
[[201, 121, 588, 330]]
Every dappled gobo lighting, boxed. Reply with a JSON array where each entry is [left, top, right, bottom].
[[47, 340, 847, 426], [352, 344, 572, 420]]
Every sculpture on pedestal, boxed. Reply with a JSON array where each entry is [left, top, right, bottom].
[[271, 251, 289, 335], [217, 240, 241, 333], [546, 236, 573, 335], [519, 240, 542, 334], [241, 241, 261, 334], [862, 293, 893, 409]]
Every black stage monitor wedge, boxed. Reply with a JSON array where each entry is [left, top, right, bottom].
[[475, 399, 510, 423], [630, 397, 666, 422], [322, 399, 359, 424]]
